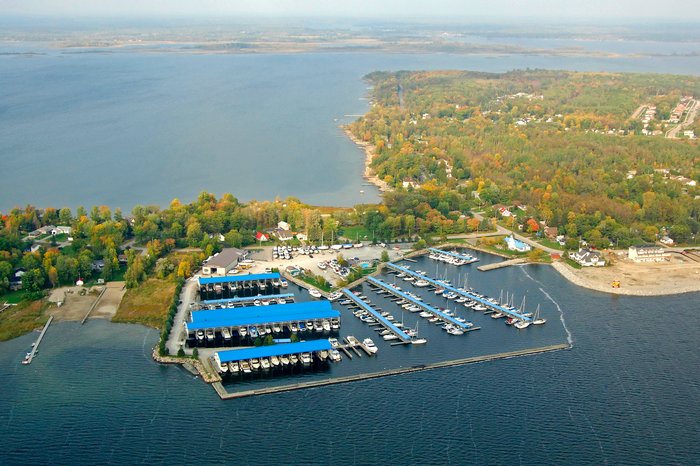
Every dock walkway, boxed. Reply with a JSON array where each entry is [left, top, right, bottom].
[[341, 288, 412, 343], [23, 315, 53, 365], [386, 263, 532, 322], [477, 258, 528, 271], [213, 343, 570, 399], [366, 276, 476, 332]]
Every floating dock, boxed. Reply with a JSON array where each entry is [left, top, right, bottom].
[[341, 288, 412, 343], [23, 315, 53, 365], [366, 276, 477, 332], [213, 343, 570, 399], [477, 258, 528, 272], [386, 263, 533, 322]]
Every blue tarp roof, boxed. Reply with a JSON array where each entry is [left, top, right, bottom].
[[217, 339, 332, 363], [187, 301, 339, 330], [199, 272, 280, 285], [202, 293, 294, 304]]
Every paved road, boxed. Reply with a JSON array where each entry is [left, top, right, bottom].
[[166, 274, 199, 355], [666, 99, 697, 139]]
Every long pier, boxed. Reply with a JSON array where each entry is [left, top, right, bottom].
[[477, 258, 528, 272], [366, 276, 477, 332], [212, 343, 570, 399], [429, 247, 479, 263], [386, 262, 533, 322], [341, 288, 412, 343], [81, 287, 106, 325], [23, 315, 53, 365]]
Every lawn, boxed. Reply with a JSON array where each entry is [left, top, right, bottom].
[[112, 279, 177, 329], [0, 300, 49, 342], [339, 225, 371, 242], [537, 238, 565, 251], [1, 289, 31, 304]]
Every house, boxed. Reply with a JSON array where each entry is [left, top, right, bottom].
[[544, 226, 559, 240], [51, 226, 72, 236], [505, 235, 531, 253], [92, 260, 105, 272], [570, 248, 605, 267], [498, 207, 512, 217], [274, 229, 293, 242], [277, 221, 291, 231], [30, 244, 41, 253], [296, 233, 308, 241], [27, 225, 55, 239], [255, 232, 269, 242], [118, 254, 128, 265], [201, 248, 248, 276], [628, 245, 668, 262]]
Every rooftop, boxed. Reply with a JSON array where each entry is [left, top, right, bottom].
[[199, 272, 280, 285], [217, 339, 332, 363], [206, 248, 246, 268], [187, 301, 339, 330]]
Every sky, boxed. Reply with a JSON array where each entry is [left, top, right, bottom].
[[1, 0, 698, 21]]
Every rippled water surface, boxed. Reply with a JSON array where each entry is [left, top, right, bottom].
[[1, 255, 699, 465]]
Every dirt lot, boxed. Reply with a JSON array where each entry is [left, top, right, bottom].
[[47, 282, 127, 321], [553, 254, 700, 296]]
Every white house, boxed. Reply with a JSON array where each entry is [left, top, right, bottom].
[[570, 248, 605, 267], [51, 226, 72, 235], [277, 221, 291, 231], [201, 248, 247, 276]]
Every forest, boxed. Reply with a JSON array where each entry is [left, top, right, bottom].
[[349, 69, 700, 249]]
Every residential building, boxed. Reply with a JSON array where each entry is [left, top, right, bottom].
[[570, 248, 605, 267], [277, 221, 291, 231], [51, 226, 72, 235], [255, 232, 269, 242]]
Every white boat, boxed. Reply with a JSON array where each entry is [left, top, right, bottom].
[[222, 327, 231, 340], [280, 355, 290, 366], [277, 298, 287, 305], [196, 330, 205, 341], [280, 279, 288, 288], [309, 288, 322, 298], [447, 328, 464, 335], [240, 360, 252, 373], [411, 338, 427, 345], [290, 354, 299, 364], [229, 362, 240, 373], [290, 323, 298, 333], [328, 291, 343, 301], [319, 350, 329, 360], [314, 321, 323, 332], [330, 349, 342, 362], [382, 334, 398, 341], [473, 304, 487, 311], [515, 320, 531, 330], [322, 320, 331, 332], [414, 279, 429, 287], [363, 338, 379, 354], [532, 304, 547, 325], [270, 356, 280, 367], [260, 358, 271, 370], [250, 358, 261, 370], [238, 327, 247, 338], [249, 326, 258, 338], [206, 329, 215, 341], [491, 311, 505, 319], [272, 324, 282, 333], [329, 338, 339, 348]]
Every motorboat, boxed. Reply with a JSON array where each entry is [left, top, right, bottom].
[[329, 338, 339, 348], [330, 349, 342, 362], [249, 326, 259, 338], [222, 327, 231, 340], [270, 356, 280, 367], [260, 358, 271, 370], [280, 355, 290, 366], [322, 320, 331, 332], [411, 338, 427, 345], [239, 327, 247, 338], [240, 360, 252, 373], [249, 358, 261, 370], [314, 321, 323, 332], [280, 278, 288, 288], [229, 362, 240, 373], [277, 298, 287, 305], [309, 288, 322, 299], [383, 334, 399, 341], [196, 330, 205, 342], [318, 350, 329, 360], [290, 354, 299, 365], [515, 320, 531, 330], [206, 329, 215, 341], [363, 338, 379, 353], [491, 312, 506, 319]]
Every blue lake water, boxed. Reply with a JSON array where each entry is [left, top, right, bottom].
[[1, 253, 699, 464], [1, 46, 700, 211]]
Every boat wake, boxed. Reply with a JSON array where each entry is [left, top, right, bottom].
[[519, 268, 574, 347]]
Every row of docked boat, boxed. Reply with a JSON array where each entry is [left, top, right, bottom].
[[195, 296, 292, 311], [193, 318, 341, 344], [343, 294, 426, 343], [216, 350, 342, 375], [428, 251, 479, 266]]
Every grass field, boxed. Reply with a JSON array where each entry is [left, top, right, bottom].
[[339, 225, 371, 242], [0, 300, 49, 342], [112, 279, 177, 329]]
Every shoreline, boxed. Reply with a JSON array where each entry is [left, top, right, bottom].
[[550, 260, 700, 297], [342, 126, 391, 194]]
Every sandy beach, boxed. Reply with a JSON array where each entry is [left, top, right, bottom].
[[551, 258, 700, 296], [342, 127, 391, 194]]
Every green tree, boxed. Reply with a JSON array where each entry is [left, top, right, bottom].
[[380, 250, 390, 262]]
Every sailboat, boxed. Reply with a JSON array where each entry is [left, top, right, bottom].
[[532, 304, 546, 325]]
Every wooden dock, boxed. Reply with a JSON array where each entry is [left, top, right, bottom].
[[477, 258, 528, 272], [212, 343, 571, 399], [23, 316, 53, 365]]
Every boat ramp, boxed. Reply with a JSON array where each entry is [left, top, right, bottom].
[[386, 263, 533, 323], [365, 276, 478, 333]]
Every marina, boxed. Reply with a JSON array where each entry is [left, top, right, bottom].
[[199, 293, 295, 309], [428, 247, 480, 265], [198, 273, 283, 300], [341, 288, 413, 343], [365, 276, 479, 333], [386, 262, 534, 324]]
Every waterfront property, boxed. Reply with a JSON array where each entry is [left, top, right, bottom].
[[569, 248, 606, 267], [186, 301, 340, 347], [213, 339, 334, 375], [201, 248, 248, 276]]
